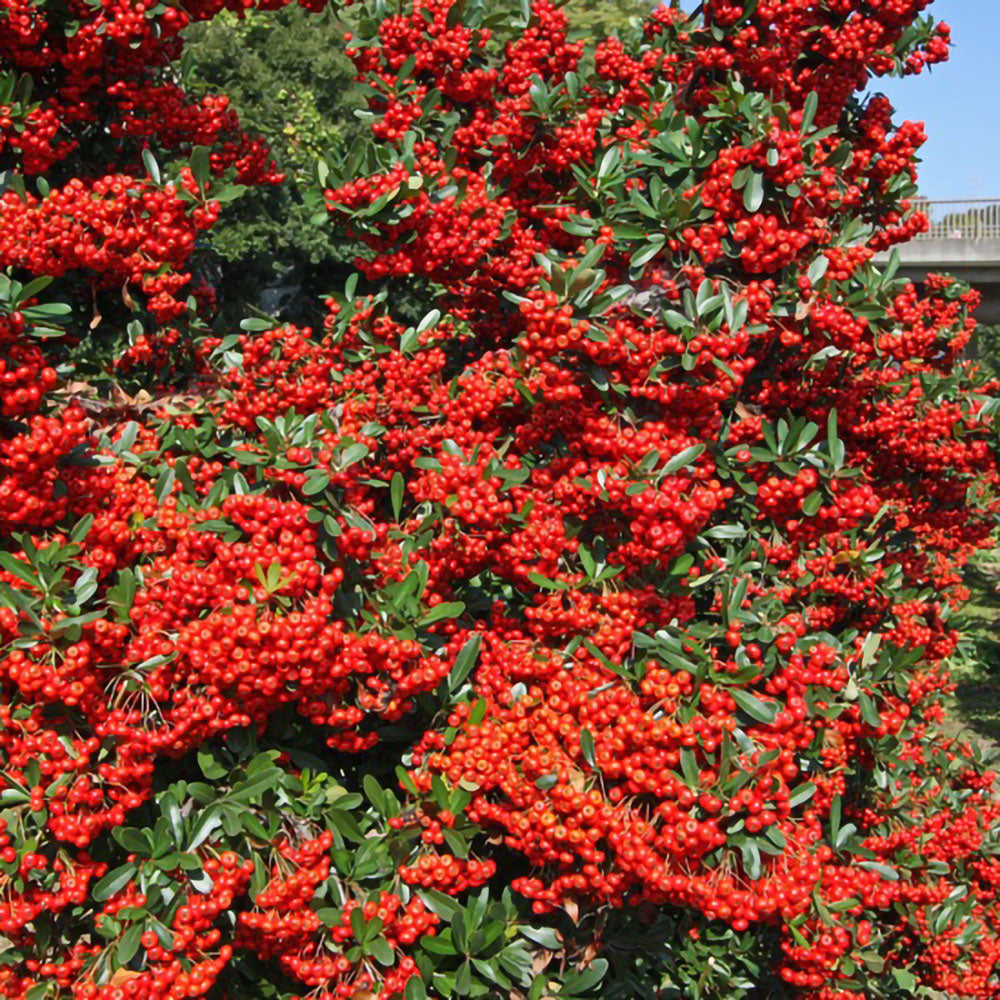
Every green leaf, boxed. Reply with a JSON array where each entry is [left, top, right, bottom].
[[801, 91, 819, 133], [448, 634, 481, 691], [240, 317, 274, 332], [729, 689, 778, 725], [16, 275, 54, 303], [680, 747, 699, 788], [405, 977, 429, 1000], [190, 145, 210, 190], [92, 863, 137, 902], [743, 171, 764, 212], [521, 925, 561, 949], [663, 443, 705, 475], [859, 861, 899, 881], [860, 632, 882, 667], [630, 237, 666, 269], [117, 922, 143, 965], [829, 794, 842, 843], [339, 442, 369, 468], [827, 408, 845, 469], [112, 827, 149, 854], [788, 782, 816, 808], [142, 148, 161, 184], [858, 692, 882, 728], [0, 552, 39, 589], [390, 472, 405, 520], [160, 792, 184, 845], [302, 472, 330, 496], [579, 728, 596, 767], [801, 491, 823, 516], [197, 747, 227, 780], [369, 936, 396, 965], [363, 774, 388, 815], [420, 601, 465, 625], [187, 810, 222, 850]]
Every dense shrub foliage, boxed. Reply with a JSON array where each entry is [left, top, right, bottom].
[[178, 0, 646, 324], [1, 0, 999, 998]]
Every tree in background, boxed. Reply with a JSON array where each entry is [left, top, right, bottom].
[[182, 4, 364, 323], [564, 0, 653, 40]]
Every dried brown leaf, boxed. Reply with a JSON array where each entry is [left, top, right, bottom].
[[531, 949, 555, 975]]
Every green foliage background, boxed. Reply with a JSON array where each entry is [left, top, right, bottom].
[[183, 4, 363, 323]]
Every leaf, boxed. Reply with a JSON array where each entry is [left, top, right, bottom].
[[117, 923, 143, 965], [788, 782, 816, 808], [112, 827, 149, 854], [630, 238, 665, 269], [394, 766, 420, 799], [729, 689, 778, 725], [859, 861, 899, 881], [801, 491, 823, 516], [858, 692, 882, 728], [448, 635, 480, 691], [829, 794, 842, 843], [419, 601, 465, 625], [680, 747, 699, 788], [240, 317, 274, 332], [390, 472, 404, 520], [579, 728, 596, 767], [801, 91, 819, 133], [860, 632, 882, 667], [807, 254, 828, 284], [827, 408, 845, 469], [566, 958, 608, 993], [363, 774, 388, 815], [142, 148, 161, 184], [442, 827, 468, 858], [159, 791, 183, 844], [92, 863, 137, 902], [521, 925, 562, 949], [339, 442, 369, 469], [17, 275, 54, 303], [405, 977, 428, 1000], [190, 145, 210, 190], [369, 936, 396, 966], [187, 810, 222, 850], [197, 747, 227, 780], [663, 444, 705, 475], [743, 171, 764, 212], [302, 472, 330, 496], [0, 552, 39, 589]]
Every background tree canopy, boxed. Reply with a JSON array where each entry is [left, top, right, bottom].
[[183, 4, 364, 323]]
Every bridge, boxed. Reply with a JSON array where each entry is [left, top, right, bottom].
[[874, 199, 1000, 324]]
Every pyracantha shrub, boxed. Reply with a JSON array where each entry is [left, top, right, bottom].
[[1, 0, 999, 998]]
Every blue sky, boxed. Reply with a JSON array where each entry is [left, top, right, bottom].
[[873, 0, 998, 200]]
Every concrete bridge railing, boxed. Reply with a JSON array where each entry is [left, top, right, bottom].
[[912, 199, 1000, 241]]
